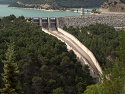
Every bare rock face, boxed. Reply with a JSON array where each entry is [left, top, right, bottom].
[[101, 0, 125, 12]]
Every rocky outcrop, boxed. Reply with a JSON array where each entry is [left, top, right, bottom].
[[100, 0, 125, 12]]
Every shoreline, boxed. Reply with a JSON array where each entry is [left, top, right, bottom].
[[99, 8, 125, 15], [2, 4, 125, 16], [9, 6, 125, 16], [9, 6, 74, 12], [88, 8, 125, 16], [101, 11, 125, 15], [8, 6, 98, 13]]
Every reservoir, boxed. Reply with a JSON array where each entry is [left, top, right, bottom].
[[0, 5, 94, 17]]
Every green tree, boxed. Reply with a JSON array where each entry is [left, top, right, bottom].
[[0, 42, 23, 94], [84, 61, 125, 94], [117, 30, 125, 61], [0, 15, 95, 93], [83, 84, 104, 94], [52, 87, 65, 94], [31, 76, 44, 94]]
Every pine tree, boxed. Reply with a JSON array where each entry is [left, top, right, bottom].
[[84, 61, 125, 94], [0, 42, 23, 94]]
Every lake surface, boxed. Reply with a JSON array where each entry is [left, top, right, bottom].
[[0, 5, 94, 17]]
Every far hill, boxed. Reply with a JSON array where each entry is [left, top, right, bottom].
[[9, 0, 105, 9], [0, 0, 17, 4], [100, 0, 125, 12]]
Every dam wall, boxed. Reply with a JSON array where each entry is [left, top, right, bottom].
[[58, 14, 125, 28]]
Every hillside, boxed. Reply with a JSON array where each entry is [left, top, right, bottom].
[[63, 24, 119, 66], [0, 15, 125, 94], [0, 15, 94, 94], [100, 0, 125, 12], [9, 0, 105, 9], [64, 24, 125, 94], [0, 0, 17, 4]]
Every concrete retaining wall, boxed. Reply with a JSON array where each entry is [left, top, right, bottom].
[[42, 28, 85, 62], [42, 28, 98, 77], [57, 27, 102, 75]]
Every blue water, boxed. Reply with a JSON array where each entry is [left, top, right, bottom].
[[0, 5, 97, 17], [0, 5, 81, 17]]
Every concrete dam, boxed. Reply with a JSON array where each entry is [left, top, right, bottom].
[[32, 14, 125, 78], [58, 14, 125, 29], [33, 14, 125, 29]]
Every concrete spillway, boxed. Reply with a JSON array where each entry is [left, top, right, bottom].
[[32, 17, 103, 79], [42, 28, 102, 79], [11, 14, 125, 78]]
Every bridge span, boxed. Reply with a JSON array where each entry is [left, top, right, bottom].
[[32, 17, 103, 79]]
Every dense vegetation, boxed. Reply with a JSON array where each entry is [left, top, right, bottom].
[[105, 0, 125, 4], [64, 24, 125, 94], [0, 15, 94, 94], [84, 29, 125, 94], [0, 0, 17, 4], [120, 0, 125, 3], [0, 15, 125, 94], [64, 24, 119, 66], [84, 61, 125, 94], [0, 42, 23, 94], [8, 0, 104, 8], [19, 0, 104, 8]]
